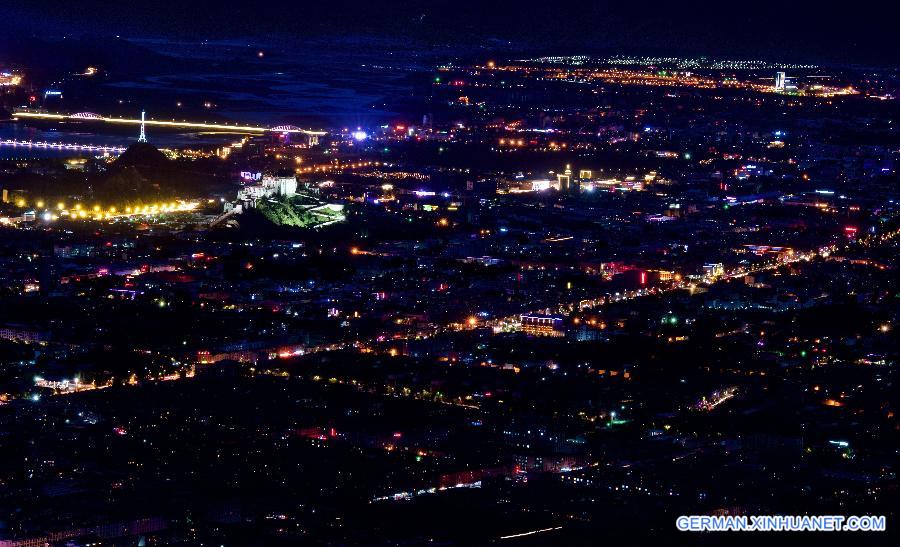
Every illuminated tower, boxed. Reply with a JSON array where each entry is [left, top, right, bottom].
[[774, 72, 785, 92], [138, 110, 147, 143], [557, 163, 572, 193]]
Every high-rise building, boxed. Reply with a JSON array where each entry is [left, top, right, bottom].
[[774, 72, 786, 92]]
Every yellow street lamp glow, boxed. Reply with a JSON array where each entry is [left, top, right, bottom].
[[74, 203, 82, 210], [125, 206, 132, 213], [13, 110, 327, 136], [109, 206, 117, 213], [92, 205, 101, 212], [36, 200, 45, 208], [57, 202, 65, 210], [15, 199, 25, 207]]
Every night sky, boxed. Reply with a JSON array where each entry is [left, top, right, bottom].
[[1, 0, 897, 65]]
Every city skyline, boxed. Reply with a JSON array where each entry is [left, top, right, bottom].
[[0, 3, 897, 545]]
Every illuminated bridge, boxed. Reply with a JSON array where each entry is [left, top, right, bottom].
[[0, 139, 126, 154], [13, 110, 327, 138]]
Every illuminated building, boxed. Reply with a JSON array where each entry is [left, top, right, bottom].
[[702, 263, 725, 279], [520, 315, 565, 337], [775, 71, 785, 91], [234, 175, 298, 208], [557, 164, 573, 193], [0, 71, 23, 86], [656, 270, 676, 282], [0, 324, 51, 343], [527, 179, 552, 192]]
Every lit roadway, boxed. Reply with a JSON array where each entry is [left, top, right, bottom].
[[13, 111, 327, 136], [0, 138, 126, 154], [483, 241, 853, 328], [254, 225, 899, 355]]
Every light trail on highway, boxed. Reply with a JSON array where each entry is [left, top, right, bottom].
[[13, 111, 327, 136]]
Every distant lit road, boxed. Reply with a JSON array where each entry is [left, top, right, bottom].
[[13, 110, 327, 136], [499, 526, 563, 540], [483, 226, 899, 329], [0, 138, 126, 154]]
